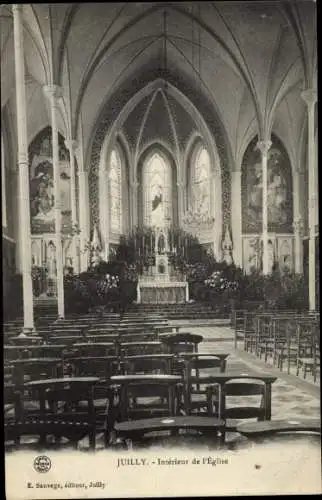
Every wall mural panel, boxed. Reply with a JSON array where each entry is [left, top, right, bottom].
[[242, 135, 293, 234], [29, 127, 71, 234]]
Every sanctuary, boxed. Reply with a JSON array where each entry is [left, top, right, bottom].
[[1, 1, 318, 327]]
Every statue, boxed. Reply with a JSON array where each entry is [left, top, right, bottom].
[[222, 226, 233, 265], [151, 185, 165, 227], [158, 233, 165, 254], [47, 241, 57, 296], [267, 240, 275, 274], [91, 225, 102, 268]]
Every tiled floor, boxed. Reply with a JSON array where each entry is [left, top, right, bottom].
[[4, 324, 320, 452], [5, 322, 321, 498], [188, 325, 320, 421]]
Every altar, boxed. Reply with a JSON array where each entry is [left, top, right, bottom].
[[136, 227, 189, 304], [137, 278, 189, 304]]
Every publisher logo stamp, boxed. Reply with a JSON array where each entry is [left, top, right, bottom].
[[34, 456, 51, 473]]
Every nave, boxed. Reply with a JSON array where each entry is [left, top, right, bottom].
[[4, 309, 321, 495], [4, 311, 320, 445]]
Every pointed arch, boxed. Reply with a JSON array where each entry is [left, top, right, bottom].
[[108, 146, 123, 235], [138, 145, 177, 228], [188, 140, 211, 216]]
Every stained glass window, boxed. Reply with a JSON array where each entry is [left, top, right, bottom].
[[191, 145, 211, 214], [109, 149, 122, 233], [143, 152, 172, 228]]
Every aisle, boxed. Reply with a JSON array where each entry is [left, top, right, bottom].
[[194, 326, 321, 421]]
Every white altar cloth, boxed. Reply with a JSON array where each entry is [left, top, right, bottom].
[[137, 280, 189, 304]]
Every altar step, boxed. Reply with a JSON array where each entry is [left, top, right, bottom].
[[127, 303, 223, 320]]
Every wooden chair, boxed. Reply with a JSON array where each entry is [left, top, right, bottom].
[[296, 321, 320, 380], [120, 341, 164, 357], [86, 334, 119, 343], [232, 310, 245, 348], [9, 335, 43, 346], [207, 377, 270, 441], [242, 312, 258, 352], [48, 328, 85, 338], [49, 335, 81, 345], [237, 419, 321, 439], [4, 344, 67, 362], [122, 355, 174, 375], [86, 328, 118, 337], [65, 355, 119, 380], [4, 377, 100, 450], [154, 325, 180, 335], [183, 356, 227, 416], [271, 316, 293, 367], [119, 332, 159, 342], [255, 314, 274, 359], [113, 416, 224, 449], [70, 342, 117, 357], [275, 317, 317, 374], [161, 333, 203, 354], [11, 358, 63, 386], [108, 375, 182, 423], [275, 319, 298, 373]]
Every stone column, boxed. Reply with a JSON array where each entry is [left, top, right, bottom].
[[292, 168, 304, 274], [177, 181, 184, 226], [65, 138, 79, 273], [43, 84, 65, 318], [293, 216, 304, 274], [131, 180, 139, 228], [98, 163, 109, 261], [12, 4, 35, 333], [211, 171, 221, 260], [257, 140, 272, 275], [77, 169, 90, 271], [231, 170, 243, 267], [301, 89, 317, 310]]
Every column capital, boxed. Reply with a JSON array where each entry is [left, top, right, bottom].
[[257, 140, 272, 156], [12, 4, 22, 13], [301, 88, 317, 109], [78, 169, 88, 177], [65, 138, 78, 152], [177, 181, 183, 188], [16, 152, 29, 167], [43, 84, 64, 101], [130, 180, 139, 189]]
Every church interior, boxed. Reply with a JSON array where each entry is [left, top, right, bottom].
[[2, 2, 320, 490]]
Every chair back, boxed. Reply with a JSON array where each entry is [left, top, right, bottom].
[[12, 358, 63, 386], [67, 356, 119, 380], [123, 357, 172, 375], [86, 334, 119, 343], [215, 378, 267, 422], [71, 342, 117, 357], [120, 342, 163, 357], [112, 376, 181, 421], [190, 357, 225, 372], [5, 378, 99, 449]]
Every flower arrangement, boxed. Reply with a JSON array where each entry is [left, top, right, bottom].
[[123, 263, 139, 282], [204, 270, 239, 296], [96, 273, 120, 299]]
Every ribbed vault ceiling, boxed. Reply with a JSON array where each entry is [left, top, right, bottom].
[[0, 2, 317, 169]]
